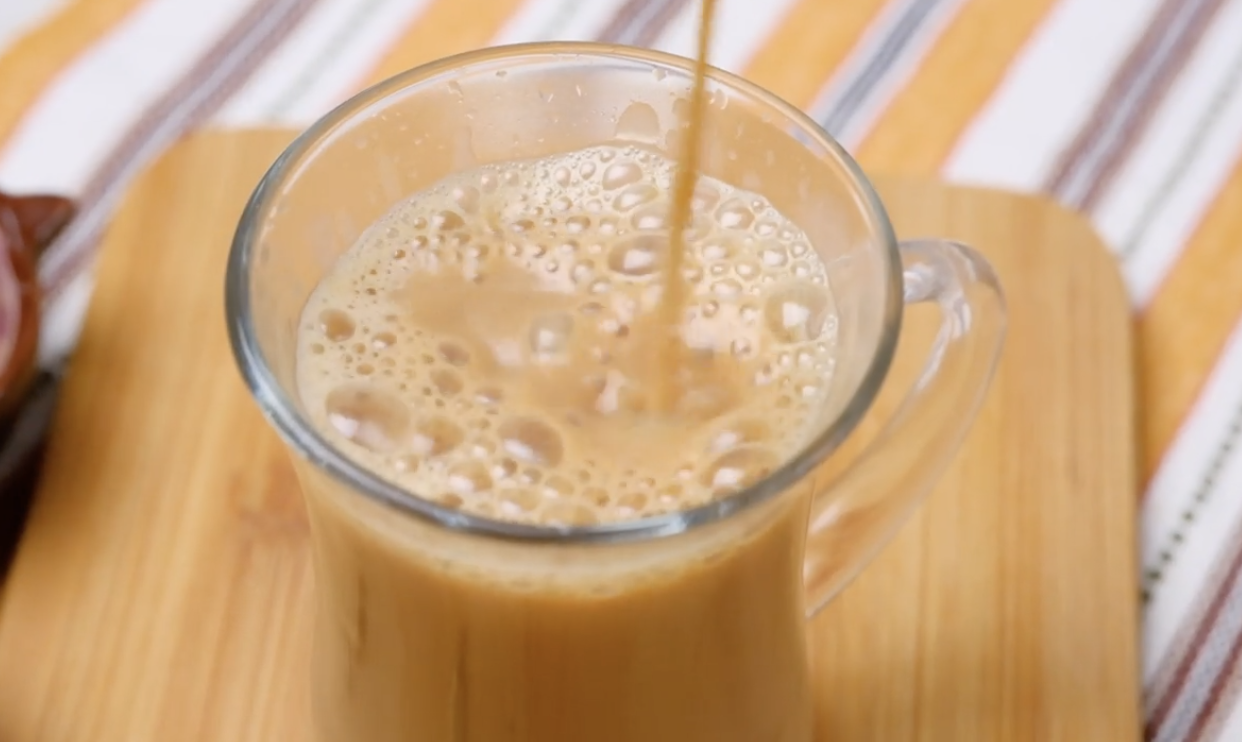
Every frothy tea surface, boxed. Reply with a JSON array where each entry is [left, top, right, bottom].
[[296, 144, 836, 526]]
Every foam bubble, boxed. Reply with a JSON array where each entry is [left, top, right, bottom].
[[613, 183, 659, 211], [325, 383, 410, 453], [607, 236, 663, 277], [475, 386, 504, 406], [529, 312, 574, 357], [615, 491, 648, 516], [630, 203, 667, 230], [691, 181, 721, 211], [710, 278, 743, 298], [570, 260, 596, 285], [438, 342, 470, 366], [499, 488, 541, 515], [452, 186, 480, 214], [448, 460, 492, 495], [319, 308, 356, 341], [565, 215, 592, 233], [498, 417, 564, 467], [707, 419, 770, 453], [701, 446, 779, 497], [410, 416, 464, 456], [602, 162, 643, 190], [431, 368, 463, 396], [734, 257, 761, 280], [431, 210, 465, 231], [707, 234, 744, 261], [392, 454, 419, 472], [542, 474, 575, 498], [715, 199, 755, 229], [584, 487, 610, 506], [763, 281, 832, 344]]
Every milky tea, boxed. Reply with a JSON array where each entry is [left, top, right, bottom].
[[294, 139, 838, 741]]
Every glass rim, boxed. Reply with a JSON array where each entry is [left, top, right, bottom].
[[224, 41, 904, 545]]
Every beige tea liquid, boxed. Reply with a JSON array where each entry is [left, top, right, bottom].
[[294, 143, 838, 741]]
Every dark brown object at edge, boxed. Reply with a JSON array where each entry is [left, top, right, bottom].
[[0, 192, 76, 575]]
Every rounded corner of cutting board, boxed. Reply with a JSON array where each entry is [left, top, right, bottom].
[[969, 182, 1131, 305], [872, 174, 1133, 326]]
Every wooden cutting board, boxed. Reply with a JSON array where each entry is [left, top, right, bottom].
[[0, 129, 1141, 741]]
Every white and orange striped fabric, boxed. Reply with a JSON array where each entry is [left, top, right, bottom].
[[2, 0, 1241, 738]]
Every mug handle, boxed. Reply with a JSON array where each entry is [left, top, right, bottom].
[[802, 239, 1007, 617]]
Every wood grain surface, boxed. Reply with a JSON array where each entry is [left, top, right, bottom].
[[0, 129, 1140, 741]]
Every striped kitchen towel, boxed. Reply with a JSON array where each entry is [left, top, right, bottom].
[[2, 0, 1242, 738]]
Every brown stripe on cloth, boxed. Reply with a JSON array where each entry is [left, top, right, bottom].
[[1146, 503, 1242, 740], [39, 0, 321, 306], [595, 0, 674, 45], [1043, 0, 1229, 211], [1186, 623, 1242, 741], [631, 0, 694, 48], [1044, 0, 1184, 189], [1072, 0, 1228, 211], [359, 0, 528, 88]]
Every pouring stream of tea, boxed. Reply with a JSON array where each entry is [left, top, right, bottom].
[[652, 0, 718, 414]]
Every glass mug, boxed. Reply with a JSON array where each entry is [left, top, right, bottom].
[[226, 43, 1005, 742]]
